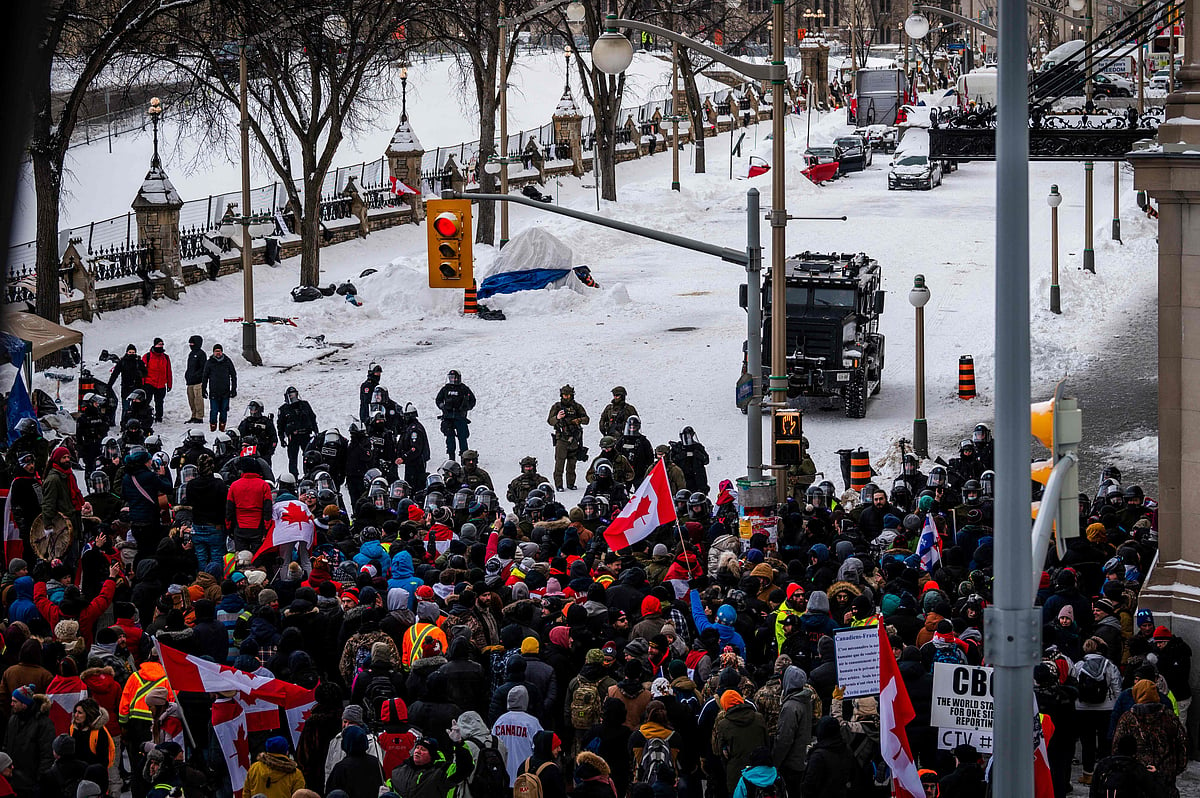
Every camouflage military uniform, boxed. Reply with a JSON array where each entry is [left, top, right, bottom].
[[599, 387, 639, 438], [547, 388, 589, 490]]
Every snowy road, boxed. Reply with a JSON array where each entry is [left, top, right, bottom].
[[43, 105, 1159, 503]]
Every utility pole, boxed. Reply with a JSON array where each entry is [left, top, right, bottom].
[[498, 0, 511, 247], [1083, 0, 1095, 272], [239, 35, 261, 366]]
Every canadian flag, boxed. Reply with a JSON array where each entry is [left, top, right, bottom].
[[1035, 708, 1056, 798], [212, 698, 251, 796], [46, 675, 88, 735], [252, 500, 316, 563], [603, 458, 677, 551], [157, 641, 315, 747], [389, 176, 417, 196], [878, 623, 925, 798]]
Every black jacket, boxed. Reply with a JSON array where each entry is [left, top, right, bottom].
[[186, 474, 228, 527], [435, 382, 476, 419], [185, 344, 207, 385], [800, 732, 850, 797], [938, 762, 986, 798], [202, 354, 238, 400], [277, 400, 318, 440], [108, 353, 147, 396]]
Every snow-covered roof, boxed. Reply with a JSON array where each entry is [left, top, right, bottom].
[[387, 119, 424, 155], [131, 164, 182, 209], [554, 87, 581, 118]]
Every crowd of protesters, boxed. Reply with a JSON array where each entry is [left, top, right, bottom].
[[0, 348, 1187, 798]]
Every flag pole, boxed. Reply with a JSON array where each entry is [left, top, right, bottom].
[[151, 636, 198, 751]]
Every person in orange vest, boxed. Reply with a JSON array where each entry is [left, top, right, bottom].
[[119, 652, 174, 798], [401, 610, 448, 671]]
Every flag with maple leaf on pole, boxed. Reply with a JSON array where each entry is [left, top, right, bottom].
[[603, 457, 676, 551], [45, 674, 88, 735], [252, 499, 316, 562], [212, 697, 251, 796], [878, 622, 924, 798]]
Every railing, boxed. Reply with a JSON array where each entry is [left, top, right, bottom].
[[318, 194, 354, 222], [5, 265, 35, 305], [87, 242, 153, 282], [180, 225, 220, 260], [362, 183, 404, 210]]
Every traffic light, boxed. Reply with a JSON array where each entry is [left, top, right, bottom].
[[425, 198, 473, 288], [1030, 381, 1083, 540], [773, 409, 804, 466]]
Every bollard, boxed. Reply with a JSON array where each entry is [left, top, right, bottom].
[[463, 282, 479, 315], [958, 355, 977, 400], [849, 449, 871, 493]]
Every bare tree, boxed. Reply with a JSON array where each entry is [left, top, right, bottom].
[[413, 0, 540, 245], [27, 0, 201, 323], [159, 0, 410, 287]]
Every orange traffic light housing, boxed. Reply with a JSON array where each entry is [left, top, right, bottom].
[[426, 198, 473, 288]]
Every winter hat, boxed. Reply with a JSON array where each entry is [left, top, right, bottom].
[[652, 544, 670, 557], [1136, 609, 1154, 627], [1093, 598, 1117, 615], [660, 624, 677, 638], [0, 753, 10, 772], [76, 782, 102, 798], [341, 725, 368, 755], [460, 523, 478, 542], [1057, 605, 1075, 623], [371, 641, 393, 663], [511, 582, 530, 601], [1153, 625, 1173, 640], [549, 626, 571, 649], [1039, 571, 1051, 590], [53, 734, 76, 757], [650, 678, 671, 698], [265, 736, 289, 754], [719, 690, 744, 710], [51, 446, 71, 462], [625, 638, 649, 658], [12, 685, 35, 706], [1132, 679, 1159, 704], [286, 562, 303, 580], [258, 589, 279, 607], [640, 596, 661, 617], [341, 705, 365, 724], [585, 649, 604, 665], [521, 637, 540, 655], [1085, 523, 1107, 544], [7, 558, 26, 576]]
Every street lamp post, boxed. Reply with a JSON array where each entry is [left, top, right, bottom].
[[908, 275, 931, 458], [593, 0, 789, 501], [147, 97, 163, 167], [671, 41, 681, 191], [238, 35, 262, 366], [905, 13, 931, 93], [1048, 184, 1062, 313], [1112, 162, 1121, 241], [400, 66, 409, 122], [1068, 0, 1095, 272]]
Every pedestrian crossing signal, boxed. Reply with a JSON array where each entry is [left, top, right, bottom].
[[426, 198, 473, 288]]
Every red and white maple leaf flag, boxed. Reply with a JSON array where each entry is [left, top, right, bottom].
[[878, 622, 925, 798], [46, 675, 88, 735], [252, 500, 316, 563], [1035, 708, 1056, 798], [158, 641, 287, 700], [603, 457, 677, 551], [212, 698, 251, 796]]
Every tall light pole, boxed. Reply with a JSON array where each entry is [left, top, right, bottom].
[[1048, 184, 1062, 313], [400, 66, 409, 122], [238, 35, 262, 366], [671, 41, 681, 191], [1068, 0, 1095, 272], [592, 0, 789, 502], [908, 275, 930, 458]]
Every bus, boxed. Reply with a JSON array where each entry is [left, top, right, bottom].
[[849, 68, 909, 126], [1149, 25, 1184, 71]]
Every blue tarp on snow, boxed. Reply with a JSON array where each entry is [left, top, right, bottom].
[[477, 268, 571, 300]]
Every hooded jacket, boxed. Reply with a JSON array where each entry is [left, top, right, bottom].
[[733, 765, 781, 798], [774, 666, 814, 772], [714, 702, 769, 792], [573, 751, 618, 798], [243, 752, 305, 798], [457, 710, 509, 798], [326, 725, 385, 797], [491, 686, 543, 786], [2, 695, 55, 793], [801, 717, 851, 798], [5, 577, 41, 632]]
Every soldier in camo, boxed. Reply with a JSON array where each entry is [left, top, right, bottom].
[[460, 450, 494, 490], [547, 384, 590, 491], [507, 456, 550, 516], [599, 386, 639, 438]]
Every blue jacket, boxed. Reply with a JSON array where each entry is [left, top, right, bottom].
[[387, 551, 422, 603], [733, 766, 781, 798], [8, 576, 41, 627], [353, 540, 392, 573], [690, 589, 746, 656], [122, 465, 172, 524]]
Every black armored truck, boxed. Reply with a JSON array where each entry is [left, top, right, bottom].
[[741, 251, 886, 418]]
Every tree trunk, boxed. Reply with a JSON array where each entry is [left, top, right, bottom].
[[32, 149, 64, 323], [299, 188, 323, 286], [475, 88, 499, 246], [679, 50, 706, 174]]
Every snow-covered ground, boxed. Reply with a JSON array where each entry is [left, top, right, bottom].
[[34, 87, 1159, 499]]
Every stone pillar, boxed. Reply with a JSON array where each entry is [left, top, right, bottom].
[[386, 118, 425, 223], [798, 40, 830, 108], [132, 161, 184, 301], [1129, 0, 1200, 747], [343, 175, 369, 238], [553, 86, 584, 176]]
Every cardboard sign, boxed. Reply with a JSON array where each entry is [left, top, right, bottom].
[[833, 626, 880, 697]]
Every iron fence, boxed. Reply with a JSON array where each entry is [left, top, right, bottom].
[[4, 265, 36, 305], [87, 242, 153, 282], [319, 194, 354, 222]]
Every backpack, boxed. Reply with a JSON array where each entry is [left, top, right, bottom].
[[1077, 665, 1109, 704], [468, 736, 509, 796], [745, 776, 788, 798], [1094, 760, 1144, 798], [377, 727, 417, 775], [932, 643, 967, 665], [362, 674, 400, 723], [637, 736, 673, 782], [570, 678, 604, 730], [513, 761, 551, 798]]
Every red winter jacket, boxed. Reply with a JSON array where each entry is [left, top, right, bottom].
[[141, 350, 173, 390], [80, 666, 123, 737], [226, 473, 273, 532], [33, 577, 116, 645]]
